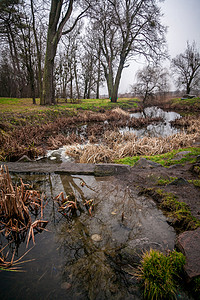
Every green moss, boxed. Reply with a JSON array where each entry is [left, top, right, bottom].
[[193, 277, 200, 293], [155, 189, 200, 231], [115, 156, 140, 166], [141, 188, 200, 231], [137, 249, 185, 299], [157, 177, 177, 185], [171, 97, 200, 107], [188, 179, 200, 188], [115, 147, 200, 167]]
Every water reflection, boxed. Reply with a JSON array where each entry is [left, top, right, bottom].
[[0, 174, 176, 299], [128, 106, 181, 137]]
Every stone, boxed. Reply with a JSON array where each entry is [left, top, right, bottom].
[[134, 158, 161, 169], [181, 94, 196, 100], [168, 177, 189, 186], [190, 163, 200, 176], [94, 163, 131, 176], [196, 155, 200, 163], [172, 151, 191, 161], [176, 227, 200, 281], [91, 234, 102, 242], [61, 282, 72, 290]]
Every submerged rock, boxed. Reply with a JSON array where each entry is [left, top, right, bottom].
[[176, 227, 200, 281], [91, 234, 102, 242]]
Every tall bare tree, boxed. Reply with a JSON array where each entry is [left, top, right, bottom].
[[171, 41, 200, 94], [41, 0, 90, 105], [0, 0, 25, 97], [87, 0, 167, 102]]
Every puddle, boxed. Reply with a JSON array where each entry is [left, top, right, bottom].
[[0, 173, 180, 299]]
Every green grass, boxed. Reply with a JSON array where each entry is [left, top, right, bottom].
[[0, 97, 139, 113], [0, 97, 140, 126], [115, 147, 200, 167], [137, 249, 185, 300], [171, 97, 200, 109]]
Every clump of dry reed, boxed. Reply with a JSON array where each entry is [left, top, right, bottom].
[[0, 165, 48, 269], [171, 115, 200, 134], [110, 107, 130, 117], [54, 192, 78, 216], [65, 130, 198, 163]]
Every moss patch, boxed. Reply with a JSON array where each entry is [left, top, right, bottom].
[[157, 177, 177, 185], [140, 188, 200, 232], [115, 147, 200, 167], [188, 179, 200, 188]]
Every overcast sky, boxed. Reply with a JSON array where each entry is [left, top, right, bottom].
[[101, 0, 200, 94]]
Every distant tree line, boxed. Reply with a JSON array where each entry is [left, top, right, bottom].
[[0, 0, 199, 105]]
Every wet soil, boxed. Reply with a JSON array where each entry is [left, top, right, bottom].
[[115, 159, 200, 222]]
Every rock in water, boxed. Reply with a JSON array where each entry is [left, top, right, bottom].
[[91, 234, 102, 242]]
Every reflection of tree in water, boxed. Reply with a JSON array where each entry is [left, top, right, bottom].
[[52, 176, 141, 299], [56, 218, 139, 300]]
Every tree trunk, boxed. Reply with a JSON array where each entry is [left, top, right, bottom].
[[31, 0, 43, 104], [110, 58, 124, 103], [69, 66, 73, 99], [96, 48, 101, 99], [74, 63, 80, 99], [186, 84, 191, 94], [42, 33, 57, 105], [84, 77, 88, 99]]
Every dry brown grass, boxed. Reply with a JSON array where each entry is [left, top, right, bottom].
[[111, 107, 130, 117], [171, 115, 200, 134], [65, 130, 198, 163], [0, 165, 48, 269]]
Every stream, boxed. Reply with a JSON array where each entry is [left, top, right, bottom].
[[0, 172, 191, 300], [1, 107, 192, 299]]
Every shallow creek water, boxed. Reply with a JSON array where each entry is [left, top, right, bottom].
[[0, 173, 179, 300]]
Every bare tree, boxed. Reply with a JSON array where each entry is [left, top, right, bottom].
[[41, 0, 90, 105], [132, 64, 170, 107], [55, 23, 82, 100], [171, 41, 200, 95], [87, 0, 166, 102], [0, 0, 25, 97]]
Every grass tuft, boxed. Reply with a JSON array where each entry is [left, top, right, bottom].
[[136, 249, 185, 300]]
